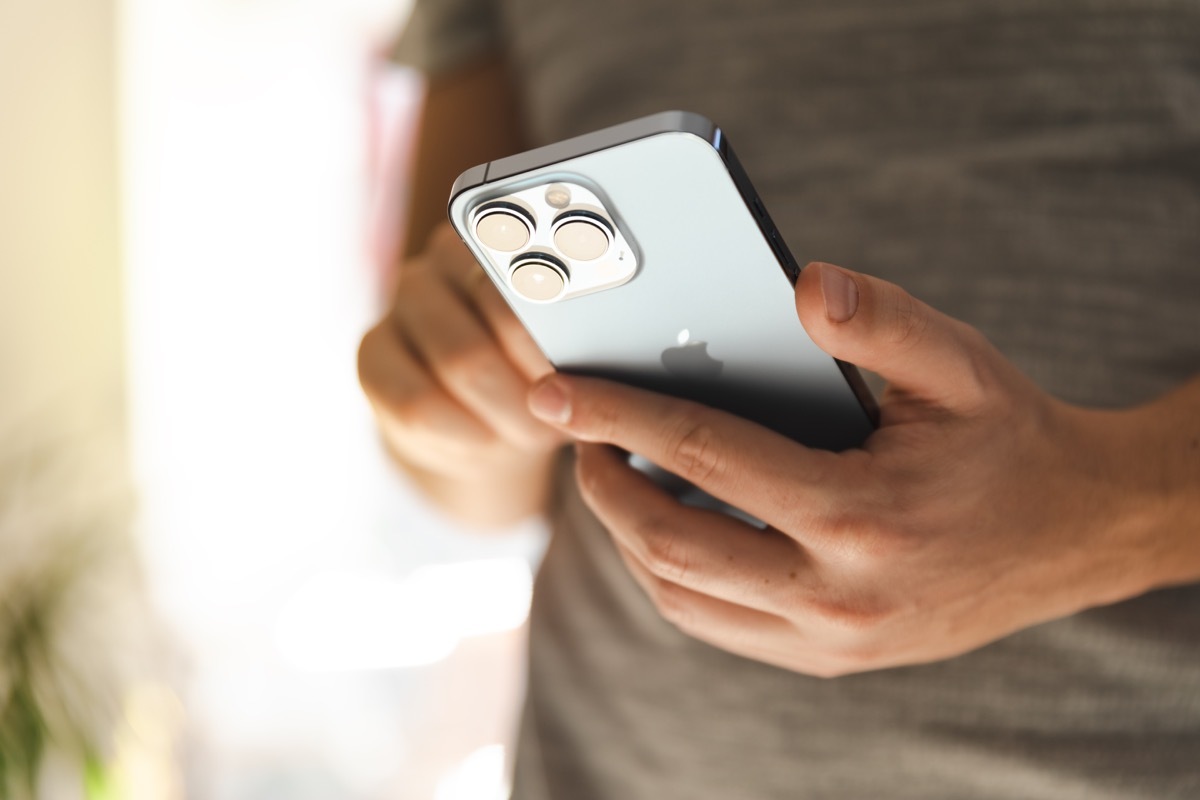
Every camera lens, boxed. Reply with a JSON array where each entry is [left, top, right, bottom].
[[553, 213, 611, 261], [554, 220, 608, 261], [510, 256, 567, 302], [476, 210, 531, 252]]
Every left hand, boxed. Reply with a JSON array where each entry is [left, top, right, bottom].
[[526, 262, 1200, 677]]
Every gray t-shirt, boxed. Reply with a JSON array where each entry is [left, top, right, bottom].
[[396, 2, 1200, 797]]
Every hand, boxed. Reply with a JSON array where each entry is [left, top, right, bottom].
[[525, 262, 1200, 676], [358, 224, 565, 525]]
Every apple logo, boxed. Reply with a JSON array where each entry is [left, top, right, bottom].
[[661, 329, 723, 378]]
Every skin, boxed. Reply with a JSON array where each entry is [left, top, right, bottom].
[[360, 224, 564, 526], [361, 56, 1200, 675], [524, 261, 1200, 677]]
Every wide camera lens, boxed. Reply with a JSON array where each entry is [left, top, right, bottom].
[[553, 218, 609, 261], [476, 211, 530, 252]]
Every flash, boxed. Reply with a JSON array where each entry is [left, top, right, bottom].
[[544, 184, 571, 209]]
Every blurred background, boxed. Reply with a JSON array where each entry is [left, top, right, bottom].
[[1, 0, 545, 797]]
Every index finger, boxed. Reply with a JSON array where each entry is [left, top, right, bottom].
[[427, 224, 553, 383], [528, 374, 871, 539]]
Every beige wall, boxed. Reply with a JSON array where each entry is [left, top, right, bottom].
[[0, 0, 123, 429]]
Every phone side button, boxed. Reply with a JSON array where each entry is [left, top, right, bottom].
[[767, 232, 796, 278]]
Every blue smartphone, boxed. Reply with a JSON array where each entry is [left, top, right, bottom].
[[448, 110, 877, 456]]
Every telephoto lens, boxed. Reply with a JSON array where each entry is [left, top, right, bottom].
[[554, 220, 608, 261], [553, 211, 612, 261]]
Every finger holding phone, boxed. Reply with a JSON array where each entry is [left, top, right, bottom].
[[527, 262, 1200, 676], [358, 224, 566, 527]]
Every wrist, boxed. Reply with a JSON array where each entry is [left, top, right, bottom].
[[1072, 378, 1200, 599]]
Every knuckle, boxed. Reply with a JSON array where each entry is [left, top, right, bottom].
[[437, 340, 497, 393], [571, 391, 622, 442], [806, 594, 890, 636], [356, 324, 388, 396], [385, 390, 442, 434], [887, 290, 931, 353], [357, 324, 427, 416], [665, 415, 726, 485], [574, 448, 601, 500], [831, 641, 890, 673], [817, 508, 906, 567], [637, 516, 692, 584], [820, 484, 921, 566], [864, 517, 920, 562], [953, 322, 1008, 412], [520, 419, 563, 452]]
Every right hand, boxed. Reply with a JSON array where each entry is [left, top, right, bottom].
[[358, 224, 566, 523]]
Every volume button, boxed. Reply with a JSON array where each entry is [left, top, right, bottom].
[[767, 231, 785, 261], [768, 232, 798, 280]]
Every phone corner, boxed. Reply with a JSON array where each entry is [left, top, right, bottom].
[[448, 163, 489, 210]]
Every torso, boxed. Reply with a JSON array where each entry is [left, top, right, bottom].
[[496, 2, 1200, 796]]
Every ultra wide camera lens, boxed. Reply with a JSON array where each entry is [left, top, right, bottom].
[[553, 218, 609, 261], [476, 211, 530, 252], [510, 258, 567, 302]]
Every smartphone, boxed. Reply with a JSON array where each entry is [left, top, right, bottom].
[[448, 110, 878, 457]]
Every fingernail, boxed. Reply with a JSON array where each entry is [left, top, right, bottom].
[[819, 263, 859, 323], [529, 378, 572, 425]]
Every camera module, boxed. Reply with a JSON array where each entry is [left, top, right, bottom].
[[464, 182, 636, 303]]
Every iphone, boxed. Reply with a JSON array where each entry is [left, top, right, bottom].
[[448, 110, 878, 453]]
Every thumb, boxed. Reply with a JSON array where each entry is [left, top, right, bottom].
[[796, 262, 991, 412]]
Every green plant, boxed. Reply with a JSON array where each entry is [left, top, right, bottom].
[[0, 422, 148, 799]]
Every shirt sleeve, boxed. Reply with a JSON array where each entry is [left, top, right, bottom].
[[391, 0, 504, 75]]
